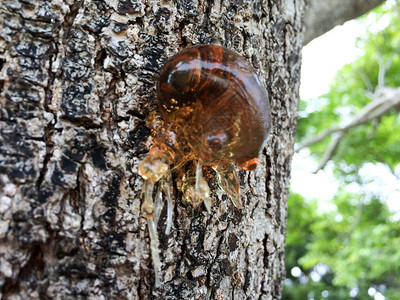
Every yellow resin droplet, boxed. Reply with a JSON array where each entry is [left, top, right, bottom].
[[215, 164, 242, 209], [237, 157, 259, 171], [138, 145, 171, 183], [163, 176, 174, 235], [147, 218, 161, 287], [195, 162, 210, 199], [141, 181, 155, 217]]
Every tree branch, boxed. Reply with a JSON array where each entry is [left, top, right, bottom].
[[303, 0, 385, 45], [377, 52, 394, 88], [296, 86, 400, 172]]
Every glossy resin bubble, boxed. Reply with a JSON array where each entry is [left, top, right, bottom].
[[138, 44, 271, 285]]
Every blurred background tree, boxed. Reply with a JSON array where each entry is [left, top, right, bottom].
[[284, 1, 400, 299]]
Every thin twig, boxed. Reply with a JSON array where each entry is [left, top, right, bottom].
[[377, 53, 394, 88]]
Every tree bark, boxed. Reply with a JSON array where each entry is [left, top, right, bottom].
[[1, 0, 300, 299]]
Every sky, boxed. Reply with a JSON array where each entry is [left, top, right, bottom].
[[290, 17, 400, 216], [300, 20, 365, 100]]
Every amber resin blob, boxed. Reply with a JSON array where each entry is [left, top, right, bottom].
[[138, 45, 271, 285]]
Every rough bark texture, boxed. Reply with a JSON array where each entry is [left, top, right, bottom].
[[304, 0, 385, 44], [0, 0, 304, 299]]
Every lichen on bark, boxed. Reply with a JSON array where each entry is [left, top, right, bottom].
[[0, 0, 304, 299]]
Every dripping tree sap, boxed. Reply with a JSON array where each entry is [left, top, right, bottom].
[[138, 45, 271, 286]]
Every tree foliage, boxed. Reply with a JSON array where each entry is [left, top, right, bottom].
[[296, 2, 400, 172], [285, 2, 400, 299], [284, 191, 400, 299]]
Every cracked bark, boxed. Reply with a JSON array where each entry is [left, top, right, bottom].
[[0, 0, 304, 299]]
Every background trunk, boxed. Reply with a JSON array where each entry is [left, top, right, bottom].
[[0, 0, 304, 299], [303, 0, 384, 44]]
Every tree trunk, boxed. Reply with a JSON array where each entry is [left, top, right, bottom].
[[0, 0, 304, 299]]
